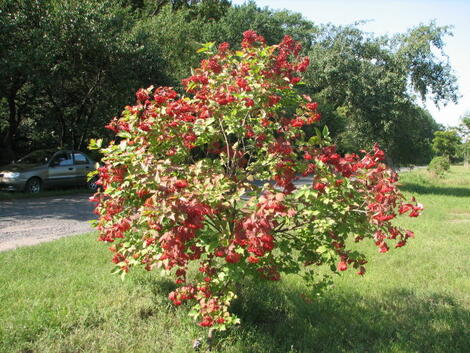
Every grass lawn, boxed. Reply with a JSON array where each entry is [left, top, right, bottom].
[[0, 167, 469, 353]]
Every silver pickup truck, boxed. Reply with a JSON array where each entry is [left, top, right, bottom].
[[0, 149, 98, 193]]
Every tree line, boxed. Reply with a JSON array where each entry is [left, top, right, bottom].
[[431, 112, 470, 165], [0, 0, 459, 165]]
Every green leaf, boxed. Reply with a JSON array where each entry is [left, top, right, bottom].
[[88, 138, 103, 150], [117, 131, 131, 139], [197, 41, 215, 53], [308, 136, 320, 145], [187, 80, 197, 91], [315, 127, 322, 140]]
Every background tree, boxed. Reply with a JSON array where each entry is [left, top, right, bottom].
[[0, 0, 168, 162], [457, 111, 470, 167], [303, 22, 457, 165], [0, 0, 50, 162], [37, 0, 168, 150], [432, 129, 461, 161], [0, 0, 459, 167]]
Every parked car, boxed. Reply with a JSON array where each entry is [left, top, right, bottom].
[[0, 149, 99, 193]]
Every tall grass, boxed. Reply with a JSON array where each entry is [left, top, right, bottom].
[[0, 167, 469, 353]]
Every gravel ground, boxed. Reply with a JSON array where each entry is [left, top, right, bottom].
[[0, 194, 96, 252]]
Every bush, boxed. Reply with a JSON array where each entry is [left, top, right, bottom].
[[428, 156, 450, 176], [89, 31, 422, 332]]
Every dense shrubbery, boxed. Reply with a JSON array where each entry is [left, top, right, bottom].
[[428, 156, 450, 176], [90, 32, 422, 331]]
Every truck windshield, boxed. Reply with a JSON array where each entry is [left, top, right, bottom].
[[17, 150, 55, 164]]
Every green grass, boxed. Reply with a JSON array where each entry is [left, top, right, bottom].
[[1, 167, 469, 353]]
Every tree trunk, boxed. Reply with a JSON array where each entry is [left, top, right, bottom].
[[205, 328, 215, 352], [71, 125, 76, 150], [3, 89, 20, 162], [1, 133, 16, 164], [58, 111, 65, 148], [78, 110, 93, 151]]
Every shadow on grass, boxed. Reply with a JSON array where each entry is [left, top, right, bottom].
[[400, 183, 470, 198], [128, 271, 469, 353], [217, 281, 470, 353]]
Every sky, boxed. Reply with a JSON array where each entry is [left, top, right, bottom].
[[232, 0, 470, 127]]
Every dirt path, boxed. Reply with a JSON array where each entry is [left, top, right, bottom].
[[0, 194, 96, 252]]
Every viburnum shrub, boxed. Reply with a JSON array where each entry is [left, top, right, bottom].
[[89, 31, 423, 331]]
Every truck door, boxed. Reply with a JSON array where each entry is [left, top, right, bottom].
[[72, 152, 93, 185], [47, 151, 76, 186]]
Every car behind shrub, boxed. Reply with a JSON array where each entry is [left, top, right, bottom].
[[0, 149, 98, 193]]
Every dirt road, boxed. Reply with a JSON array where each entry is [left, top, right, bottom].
[[0, 194, 96, 252]]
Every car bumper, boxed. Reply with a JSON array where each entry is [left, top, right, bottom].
[[0, 178, 27, 191]]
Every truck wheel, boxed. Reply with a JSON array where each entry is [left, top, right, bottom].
[[87, 176, 99, 192], [25, 177, 42, 193]]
